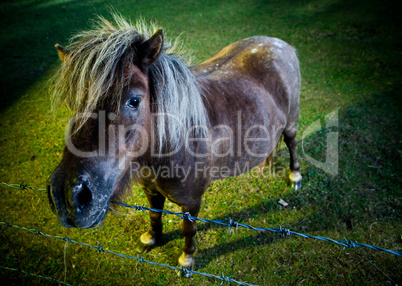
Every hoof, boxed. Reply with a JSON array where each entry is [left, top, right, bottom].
[[177, 253, 194, 278], [178, 252, 195, 268], [292, 180, 302, 191], [177, 268, 193, 278], [140, 231, 156, 246], [289, 172, 302, 191]]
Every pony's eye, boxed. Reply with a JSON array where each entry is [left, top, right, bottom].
[[126, 97, 141, 109]]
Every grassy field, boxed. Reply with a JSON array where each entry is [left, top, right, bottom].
[[0, 0, 401, 285]]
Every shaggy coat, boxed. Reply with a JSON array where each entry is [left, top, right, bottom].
[[48, 14, 302, 269]]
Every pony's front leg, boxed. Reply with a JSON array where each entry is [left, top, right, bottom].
[[140, 190, 166, 246], [178, 202, 201, 273]]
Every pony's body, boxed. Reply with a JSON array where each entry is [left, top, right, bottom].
[[194, 36, 300, 178], [137, 35, 300, 204], [48, 16, 301, 269]]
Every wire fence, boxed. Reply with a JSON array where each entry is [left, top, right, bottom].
[[113, 202, 402, 256], [1, 182, 46, 192], [0, 265, 72, 286], [0, 221, 255, 286], [1, 181, 401, 286], [2, 181, 400, 257]]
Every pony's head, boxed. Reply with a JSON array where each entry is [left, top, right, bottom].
[[47, 15, 207, 228]]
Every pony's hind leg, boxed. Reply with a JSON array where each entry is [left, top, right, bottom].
[[140, 190, 166, 246], [283, 127, 302, 190]]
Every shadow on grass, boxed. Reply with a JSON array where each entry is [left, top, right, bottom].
[[2, 0, 400, 111], [0, 0, 109, 111]]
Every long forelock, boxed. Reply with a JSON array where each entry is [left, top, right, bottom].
[[51, 13, 208, 148], [52, 15, 153, 127]]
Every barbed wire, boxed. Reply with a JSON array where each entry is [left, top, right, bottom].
[[1, 181, 401, 257], [0, 182, 46, 192], [0, 265, 71, 286], [113, 201, 402, 256], [0, 182, 402, 256], [0, 221, 256, 286]]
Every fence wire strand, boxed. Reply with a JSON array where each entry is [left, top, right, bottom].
[[0, 265, 72, 286], [0, 182, 46, 192], [0, 222, 255, 286], [113, 201, 402, 256], [1, 181, 401, 286], [1, 181, 401, 257]]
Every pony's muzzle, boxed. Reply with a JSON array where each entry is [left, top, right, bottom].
[[47, 174, 102, 228]]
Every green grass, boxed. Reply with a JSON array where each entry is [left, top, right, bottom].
[[0, 0, 401, 285]]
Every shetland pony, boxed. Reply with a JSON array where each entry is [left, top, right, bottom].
[[48, 14, 301, 269]]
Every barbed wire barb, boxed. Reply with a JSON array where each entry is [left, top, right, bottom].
[[111, 201, 401, 257], [1, 181, 401, 285], [1, 182, 401, 256], [1, 182, 46, 192], [0, 221, 256, 286]]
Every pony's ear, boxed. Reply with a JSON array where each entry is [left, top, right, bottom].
[[55, 44, 70, 63], [138, 29, 164, 66]]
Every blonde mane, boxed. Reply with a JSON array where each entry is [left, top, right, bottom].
[[51, 13, 208, 151]]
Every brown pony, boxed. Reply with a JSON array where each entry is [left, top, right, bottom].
[[47, 14, 301, 270]]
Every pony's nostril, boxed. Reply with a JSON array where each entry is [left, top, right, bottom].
[[73, 183, 93, 210]]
